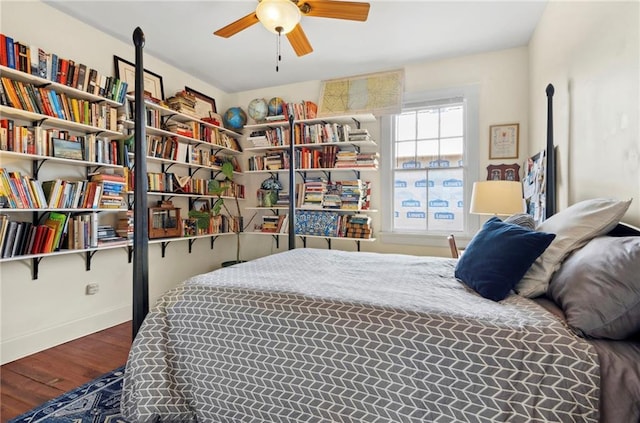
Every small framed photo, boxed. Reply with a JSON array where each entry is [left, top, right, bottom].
[[114, 55, 165, 100], [185, 86, 217, 118], [489, 123, 519, 159], [52, 138, 84, 161], [486, 163, 521, 181]]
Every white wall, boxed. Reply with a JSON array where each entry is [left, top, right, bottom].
[[528, 0, 640, 226], [0, 0, 237, 364], [231, 47, 530, 259]]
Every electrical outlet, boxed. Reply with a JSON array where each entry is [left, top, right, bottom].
[[86, 283, 99, 295]]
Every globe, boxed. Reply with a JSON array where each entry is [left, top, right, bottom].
[[268, 97, 284, 116], [247, 98, 268, 122], [223, 107, 247, 130]]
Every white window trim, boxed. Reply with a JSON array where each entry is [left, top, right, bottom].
[[379, 85, 481, 247]]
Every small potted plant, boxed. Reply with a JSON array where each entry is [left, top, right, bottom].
[[259, 176, 283, 208]]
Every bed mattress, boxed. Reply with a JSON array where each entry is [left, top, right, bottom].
[[122, 248, 600, 422]]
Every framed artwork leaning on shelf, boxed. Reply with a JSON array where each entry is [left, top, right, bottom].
[[52, 138, 84, 161], [114, 55, 165, 100], [185, 86, 217, 119]]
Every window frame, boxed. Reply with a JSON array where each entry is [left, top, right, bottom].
[[379, 85, 480, 247]]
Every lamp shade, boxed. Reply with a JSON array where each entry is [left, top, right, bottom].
[[470, 181, 525, 216], [256, 0, 301, 34]]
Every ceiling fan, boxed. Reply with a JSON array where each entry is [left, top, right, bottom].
[[213, 0, 370, 57]]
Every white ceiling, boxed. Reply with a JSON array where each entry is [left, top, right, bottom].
[[44, 0, 547, 94]]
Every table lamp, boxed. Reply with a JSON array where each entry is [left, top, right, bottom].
[[469, 181, 525, 216]]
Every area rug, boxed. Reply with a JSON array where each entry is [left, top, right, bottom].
[[8, 366, 127, 422]]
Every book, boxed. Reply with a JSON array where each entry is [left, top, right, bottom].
[[2, 220, 18, 257], [0, 34, 6, 67], [5, 35, 15, 69]]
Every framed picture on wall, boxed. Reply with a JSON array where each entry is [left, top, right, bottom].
[[486, 163, 521, 181], [489, 123, 519, 159], [113, 55, 165, 100]]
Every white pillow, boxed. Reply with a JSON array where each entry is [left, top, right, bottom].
[[515, 198, 632, 298]]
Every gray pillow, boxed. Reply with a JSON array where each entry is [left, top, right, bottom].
[[515, 198, 632, 298], [504, 213, 535, 230], [548, 236, 640, 339]]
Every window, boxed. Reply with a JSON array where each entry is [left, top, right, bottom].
[[380, 86, 479, 245]]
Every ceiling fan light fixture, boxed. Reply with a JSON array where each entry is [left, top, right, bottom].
[[256, 0, 301, 34]]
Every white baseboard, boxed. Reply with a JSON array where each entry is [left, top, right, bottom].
[[1, 305, 131, 365]]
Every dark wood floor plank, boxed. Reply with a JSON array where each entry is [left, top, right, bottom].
[[0, 321, 132, 422]]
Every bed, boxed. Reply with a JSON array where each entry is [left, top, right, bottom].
[[122, 66, 639, 421], [121, 211, 640, 422]]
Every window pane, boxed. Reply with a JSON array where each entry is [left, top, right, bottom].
[[417, 109, 439, 139], [440, 106, 463, 137], [394, 170, 428, 230], [440, 138, 464, 159], [396, 112, 416, 141], [427, 168, 464, 231], [416, 139, 439, 167], [395, 141, 418, 168]]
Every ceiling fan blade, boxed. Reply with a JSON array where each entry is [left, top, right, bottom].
[[300, 0, 370, 21], [213, 12, 259, 38], [287, 24, 313, 57]]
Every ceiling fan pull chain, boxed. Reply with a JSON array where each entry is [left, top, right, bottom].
[[276, 26, 283, 72]]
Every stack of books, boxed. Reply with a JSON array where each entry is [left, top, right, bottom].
[[116, 210, 134, 240], [339, 180, 367, 210], [90, 173, 126, 209], [297, 178, 327, 209], [166, 91, 198, 118], [344, 214, 372, 239], [347, 128, 373, 142]]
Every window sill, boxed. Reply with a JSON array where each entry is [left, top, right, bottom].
[[378, 231, 472, 248]]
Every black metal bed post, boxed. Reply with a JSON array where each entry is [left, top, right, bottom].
[[545, 83, 556, 218], [287, 113, 296, 249], [132, 27, 149, 338]]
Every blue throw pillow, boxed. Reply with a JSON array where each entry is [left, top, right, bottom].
[[455, 217, 556, 301]]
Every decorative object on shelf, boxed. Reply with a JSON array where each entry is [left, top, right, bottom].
[[268, 97, 285, 116], [148, 200, 182, 239], [486, 163, 521, 181], [222, 106, 247, 130], [489, 123, 519, 159], [184, 86, 217, 118], [51, 138, 84, 161], [248, 98, 268, 123], [113, 55, 165, 101], [259, 176, 283, 207]]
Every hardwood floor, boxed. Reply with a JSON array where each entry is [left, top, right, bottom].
[[0, 321, 132, 422]]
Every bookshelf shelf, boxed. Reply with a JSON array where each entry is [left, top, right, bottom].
[[0, 105, 123, 137], [243, 110, 378, 249], [0, 207, 127, 212], [0, 150, 125, 169], [0, 65, 123, 107], [122, 120, 242, 155], [0, 64, 130, 278], [121, 90, 246, 265]]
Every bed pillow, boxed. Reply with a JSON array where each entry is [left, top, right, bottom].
[[515, 198, 632, 298], [454, 217, 555, 301], [548, 236, 640, 339], [504, 213, 536, 230]]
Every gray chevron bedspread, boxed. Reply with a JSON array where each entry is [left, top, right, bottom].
[[121, 248, 600, 422]]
